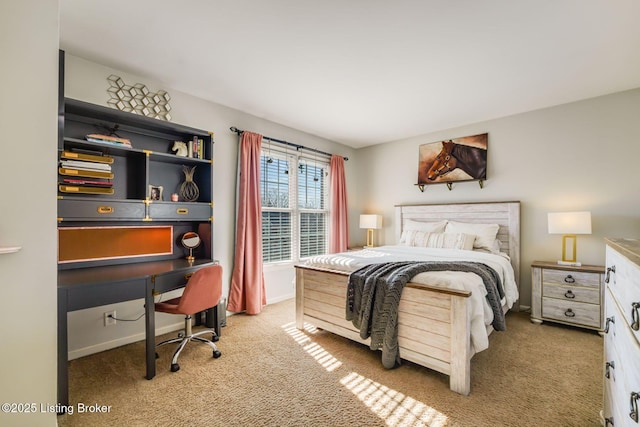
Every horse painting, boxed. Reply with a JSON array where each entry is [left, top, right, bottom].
[[417, 133, 488, 186]]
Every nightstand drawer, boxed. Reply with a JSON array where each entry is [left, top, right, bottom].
[[542, 269, 600, 288], [542, 283, 600, 304], [541, 297, 600, 328]]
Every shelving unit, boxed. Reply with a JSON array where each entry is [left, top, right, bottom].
[[58, 97, 214, 268]]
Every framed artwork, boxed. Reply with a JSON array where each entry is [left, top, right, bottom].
[[149, 185, 163, 201], [417, 133, 488, 188]]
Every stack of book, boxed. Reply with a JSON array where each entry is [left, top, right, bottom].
[[192, 136, 205, 159], [85, 133, 132, 148], [58, 150, 115, 195]]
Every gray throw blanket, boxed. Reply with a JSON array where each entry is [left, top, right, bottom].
[[346, 261, 505, 369]]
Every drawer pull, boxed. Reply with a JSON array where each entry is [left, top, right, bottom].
[[605, 361, 615, 379], [564, 308, 575, 318], [631, 392, 639, 423], [563, 275, 575, 283], [604, 417, 614, 426], [605, 265, 616, 283], [184, 272, 194, 281], [632, 302, 640, 331], [97, 206, 113, 214], [604, 316, 615, 333], [177, 208, 189, 215], [564, 290, 576, 299]]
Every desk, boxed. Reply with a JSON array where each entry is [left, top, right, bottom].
[[57, 259, 218, 407]]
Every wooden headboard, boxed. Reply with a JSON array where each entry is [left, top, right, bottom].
[[394, 201, 521, 289]]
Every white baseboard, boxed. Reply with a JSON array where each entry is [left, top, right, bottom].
[[68, 322, 184, 360], [267, 293, 295, 305]]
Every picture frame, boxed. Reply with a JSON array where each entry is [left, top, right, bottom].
[[417, 133, 488, 188], [149, 185, 163, 201]]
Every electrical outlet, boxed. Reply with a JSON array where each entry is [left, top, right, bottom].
[[104, 311, 116, 326]]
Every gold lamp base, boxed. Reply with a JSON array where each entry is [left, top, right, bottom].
[[558, 234, 582, 266], [365, 228, 375, 247]]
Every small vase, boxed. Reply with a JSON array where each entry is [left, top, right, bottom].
[[179, 165, 199, 202]]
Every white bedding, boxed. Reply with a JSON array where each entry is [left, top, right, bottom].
[[303, 245, 519, 354]]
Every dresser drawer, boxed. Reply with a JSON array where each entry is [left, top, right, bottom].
[[606, 246, 640, 343], [542, 269, 601, 289], [542, 282, 600, 304], [605, 288, 640, 426], [148, 202, 212, 221], [59, 198, 145, 221], [541, 297, 600, 328]]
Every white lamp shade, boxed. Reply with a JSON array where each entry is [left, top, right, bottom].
[[359, 214, 382, 229], [548, 211, 592, 234]]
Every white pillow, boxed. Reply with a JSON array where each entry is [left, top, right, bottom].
[[399, 231, 475, 250], [444, 221, 500, 252], [403, 219, 448, 233]]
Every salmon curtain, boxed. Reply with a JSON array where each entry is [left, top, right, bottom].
[[227, 131, 266, 314], [329, 155, 349, 253]]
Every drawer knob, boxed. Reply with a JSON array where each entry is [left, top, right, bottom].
[[605, 265, 616, 284], [564, 290, 576, 299], [564, 308, 575, 318], [184, 272, 194, 281], [632, 302, 640, 331], [604, 417, 614, 427], [563, 275, 575, 283], [97, 206, 114, 214], [604, 316, 615, 333], [631, 391, 640, 423], [605, 360, 615, 379]]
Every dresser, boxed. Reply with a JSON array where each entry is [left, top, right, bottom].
[[603, 238, 640, 426], [531, 261, 605, 331]]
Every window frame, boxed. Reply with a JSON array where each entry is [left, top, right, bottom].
[[259, 144, 329, 265]]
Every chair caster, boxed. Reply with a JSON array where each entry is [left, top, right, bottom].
[[212, 335, 219, 342], [171, 363, 180, 372], [213, 350, 222, 358], [155, 352, 159, 359]]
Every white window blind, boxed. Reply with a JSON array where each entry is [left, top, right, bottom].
[[260, 146, 328, 263]]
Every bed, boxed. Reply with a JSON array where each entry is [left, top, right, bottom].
[[295, 201, 520, 395]]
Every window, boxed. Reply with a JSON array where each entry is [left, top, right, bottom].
[[260, 146, 328, 263]]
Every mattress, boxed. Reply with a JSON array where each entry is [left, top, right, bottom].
[[303, 245, 519, 354]]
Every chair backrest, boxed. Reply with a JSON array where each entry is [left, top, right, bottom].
[[177, 265, 223, 315]]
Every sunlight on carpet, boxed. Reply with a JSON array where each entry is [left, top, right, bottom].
[[282, 321, 449, 427]]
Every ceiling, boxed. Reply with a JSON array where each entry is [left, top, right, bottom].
[[59, 1, 640, 148]]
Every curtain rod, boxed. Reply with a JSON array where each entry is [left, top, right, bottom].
[[230, 127, 348, 161]]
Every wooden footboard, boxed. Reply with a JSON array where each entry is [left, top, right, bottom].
[[295, 265, 473, 395]]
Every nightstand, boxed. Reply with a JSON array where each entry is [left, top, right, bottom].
[[530, 261, 605, 332]]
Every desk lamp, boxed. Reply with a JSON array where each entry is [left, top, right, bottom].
[[548, 211, 592, 266]]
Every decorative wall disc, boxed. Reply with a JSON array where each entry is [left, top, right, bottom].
[[107, 74, 172, 121]]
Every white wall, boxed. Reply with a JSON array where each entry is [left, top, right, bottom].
[[0, 1, 59, 426], [63, 54, 357, 355], [355, 89, 640, 308]]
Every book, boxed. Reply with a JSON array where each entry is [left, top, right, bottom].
[[61, 150, 113, 164], [59, 167, 114, 180], [59, 185, 115, 195], [60, 160, 112, 172], [85, 133, 132, 147], [61, 178, 113, 187]]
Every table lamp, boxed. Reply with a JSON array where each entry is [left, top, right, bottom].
[[548, 211, 592, 266], [360, 214, 382, 247]]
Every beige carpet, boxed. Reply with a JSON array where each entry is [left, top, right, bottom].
[[58, 298, 603, 427]]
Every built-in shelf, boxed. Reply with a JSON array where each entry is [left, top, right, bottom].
[[0, 246, 21, 254]]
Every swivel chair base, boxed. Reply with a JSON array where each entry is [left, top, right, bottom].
[[156, 314, 221, 372]]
